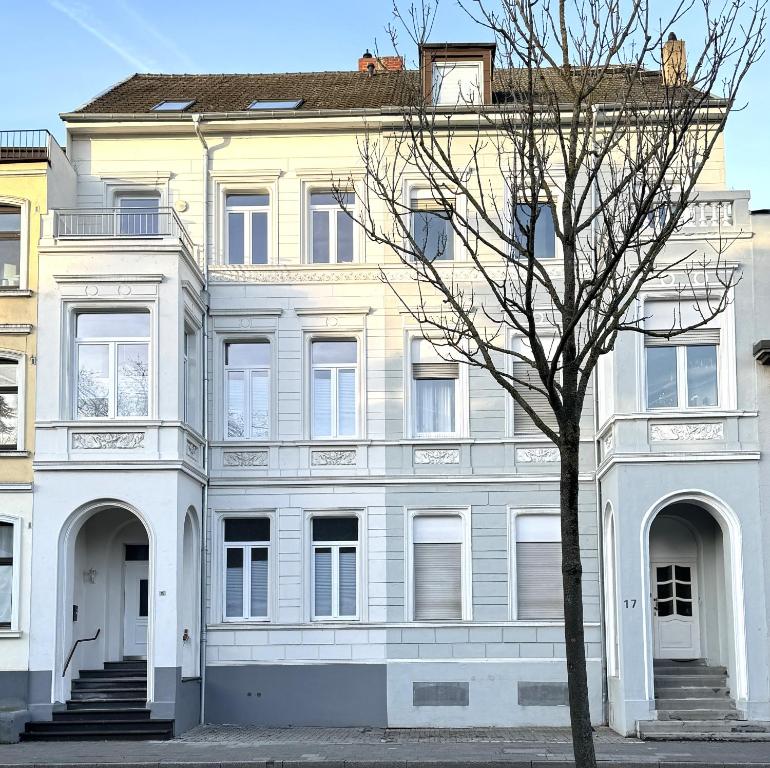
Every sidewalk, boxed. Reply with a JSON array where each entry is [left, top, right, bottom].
[[1, 725, 770, 767]]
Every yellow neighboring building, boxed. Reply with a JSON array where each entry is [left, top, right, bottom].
[[0, 130, 73, 733]]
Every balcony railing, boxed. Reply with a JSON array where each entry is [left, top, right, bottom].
[[0, 129, 52, 163], [54, 207, 194, 253], [682, 199, 734, 229]]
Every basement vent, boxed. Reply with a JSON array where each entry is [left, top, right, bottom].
[[517, 681, 569, 706]]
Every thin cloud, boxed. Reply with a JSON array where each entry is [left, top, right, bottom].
[[49, 0, 156, 72], [115, 0, 198, 71]]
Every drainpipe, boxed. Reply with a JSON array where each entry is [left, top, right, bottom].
[[590, 103, 610, 727], [192, 113, 209, 724]]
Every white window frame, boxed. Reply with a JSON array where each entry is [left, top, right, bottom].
[[224, 192, 271, 266], [224, 338, 272, 441], [432, 61, 483, 106], [183, 317, 203, 433], [406, 333, 468, 439], [309, 516, 360, 621], [308, 336, 360, 440], [0, 515, 21, 633], [0, 197, 29, 292], [213, 173, 281, 267], [308, 189, 357, 264], [405, 184, 466, 263], [503, 184, 562, 262], [509, 507, 564, 622], [0, 351, 24, 452], [219, 513, 274, 623], [303, 508, 366, 623], [73, 310, 152, 421], [640, 295, 735, 412], [405, 507, 472, 622]]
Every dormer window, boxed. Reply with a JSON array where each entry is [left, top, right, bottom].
[[420, 43, 496, 107], [433, 61, 483, 106]]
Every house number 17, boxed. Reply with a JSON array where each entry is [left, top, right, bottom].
[[623, 599, 637, 608]]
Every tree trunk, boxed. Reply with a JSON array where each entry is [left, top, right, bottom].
[[559, 417, 597, 768]]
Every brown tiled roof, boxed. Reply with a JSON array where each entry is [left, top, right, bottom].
[[72, 68, 689, 116]]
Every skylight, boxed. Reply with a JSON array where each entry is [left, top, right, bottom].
[[247, 99, 304, 111], [151, 100, 195, 112]]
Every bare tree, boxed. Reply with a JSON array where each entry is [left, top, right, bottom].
[[336, 1, 765, 764]]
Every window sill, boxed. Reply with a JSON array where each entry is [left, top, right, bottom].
[[0, 451, 30, 458], [0, 630, 21, 638], [0, 289, 32, 298]]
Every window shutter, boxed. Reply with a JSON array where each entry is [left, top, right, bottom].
[[512, 361, 558, 435], [413, 542, 462, 620], [645, 328, 720, 346], [412, 362, 459, 379], [249, 548, 268, 617], [338, 547, 357, 617], [516, 542, 563, 619], [225, 548, 244, 618], [314, 548, 332, 616]]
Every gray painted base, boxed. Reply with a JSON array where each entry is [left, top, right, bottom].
[[205, 664, 387, 726], [151, 667, 201, 734]]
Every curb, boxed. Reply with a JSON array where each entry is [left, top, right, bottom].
[[4, 761, 770, 768]]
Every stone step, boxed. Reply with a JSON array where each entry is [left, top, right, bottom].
[[640, 719, 753, 733], [654, 674, 726, 687], [655, 685, 731, 699], [657, 709, 743, 721], [642, 732, 770, 742], [66, 698, 147, 711], [654, 665, 727, 676], [656, 697, 736, 711]]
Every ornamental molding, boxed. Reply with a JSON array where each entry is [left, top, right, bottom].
[[311, 449, 357, 466], [413, 448, 460, 465], [649, 422, 724, 442], [185, 439, 200, 461], [223, 450, 269, 467], [72, 432, 145, 450], [602, 431, 614, 455], [0, 324, 33, 335], [516, 447, 559, 463]]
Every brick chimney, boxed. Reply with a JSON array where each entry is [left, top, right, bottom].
[[662, 33, 687, 87], [357, 50, 404, 74]]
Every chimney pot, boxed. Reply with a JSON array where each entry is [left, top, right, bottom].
[[662, 33, 687, 87]]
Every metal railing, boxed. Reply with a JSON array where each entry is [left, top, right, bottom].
[[62, 627, 100, 677], [55, 207, 194, 253], [0, 129, 51, 163]]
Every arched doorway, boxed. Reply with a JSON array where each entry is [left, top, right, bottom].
[[642, 493, 747, 704], [57, 502, 153, 701], [180, 508, 200, 678]]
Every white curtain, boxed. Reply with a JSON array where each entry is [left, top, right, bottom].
[[313, 369, 332, 437], [337, 368, 356, 436], [415, 379, 455, 434]]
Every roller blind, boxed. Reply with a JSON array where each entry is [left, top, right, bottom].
[[512, 361, 558, 435], [644, 328, 721, 346], [412, 362, 459, 379], [338, 547, 357, 617], [516, 515, 563, 620], [413, 515, 463, 621]]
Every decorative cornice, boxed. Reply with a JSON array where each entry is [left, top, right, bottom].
[[210, 307, 283, 317], [516, 447, 559, 463], [295, 306, 371, 316], [53, 274, 164, 284]]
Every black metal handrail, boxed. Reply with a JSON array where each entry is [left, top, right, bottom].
[[62, 627, 100, 677]]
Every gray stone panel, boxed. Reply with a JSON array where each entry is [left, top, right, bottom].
[[205, 663, 387, 726], [175, 675, 201, 735], [413, 682, 469, 707], [517, 681, 569, 706]]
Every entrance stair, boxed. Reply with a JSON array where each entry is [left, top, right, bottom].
[[21, 661, 174, 741], [638, 659, 770, 740]]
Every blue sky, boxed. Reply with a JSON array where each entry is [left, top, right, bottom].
[[2, 1, 768, 207]]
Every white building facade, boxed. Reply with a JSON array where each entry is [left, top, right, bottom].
[[9, 42, 770, 739]]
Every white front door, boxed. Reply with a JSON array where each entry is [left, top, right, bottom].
[[123, 561, 149, 658], [652, 560, 700, 659]]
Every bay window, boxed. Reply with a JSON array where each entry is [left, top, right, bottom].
[[0, 359, 18, 450], [311, 516, 358, 620], [0, 205, 21, 288], [224, 518, 270, 620], [412, 515, 464, 621], [183, 326, 202, 431], [515, 514, 563, 620], [225, 341, 270, 440], [226, 193, 269, 265], [75, 311, 150, 419], [311, 339, 357, 439], [411, 338, 458, 437], [310, 191, 355, 263]]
